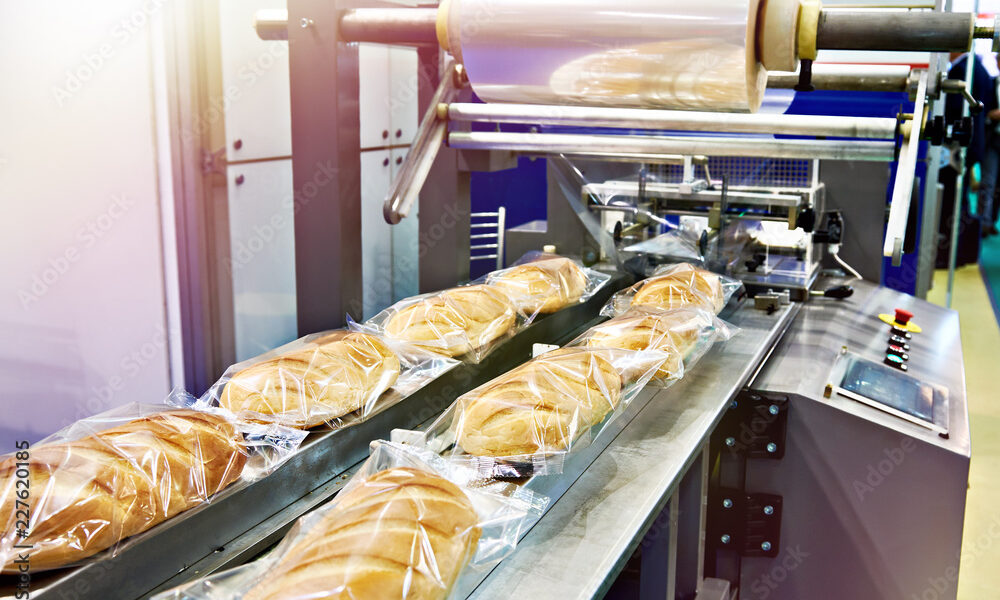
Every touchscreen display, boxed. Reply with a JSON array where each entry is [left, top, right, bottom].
[[839, 356, 934, 423]]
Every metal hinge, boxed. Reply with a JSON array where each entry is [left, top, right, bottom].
[[717, 391, 789, 458], [709, 489, 783, 557], [202, 147, 227, 176]]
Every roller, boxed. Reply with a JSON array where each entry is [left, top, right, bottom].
[[436, 0, 812, 112]]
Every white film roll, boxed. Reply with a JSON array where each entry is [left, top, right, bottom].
[[446, 0, 768, 112]]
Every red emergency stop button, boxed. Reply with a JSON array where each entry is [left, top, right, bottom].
[[894, 309, 913, 326]]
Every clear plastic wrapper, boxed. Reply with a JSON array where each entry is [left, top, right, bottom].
[[0, 399, 305, 573], [604, 262, 744, 316], [357, 284, 529, 363], [408, 347, 670, 477], [624, 220, 761, 273], [568, 306, 738, 382], [197, 329, 458, 429], [483, 252, 611, 316], [154, 440, 547, 600]]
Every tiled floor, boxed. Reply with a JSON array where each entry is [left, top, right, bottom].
[[927, 266, 1000, 599]]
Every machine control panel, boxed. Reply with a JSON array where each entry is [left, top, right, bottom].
[[879, 306, 921, 370]]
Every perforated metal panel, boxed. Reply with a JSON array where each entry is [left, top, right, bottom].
[[657, 157, 815, 188]]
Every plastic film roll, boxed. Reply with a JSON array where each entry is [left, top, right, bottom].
[[444, 0, 768, 112]]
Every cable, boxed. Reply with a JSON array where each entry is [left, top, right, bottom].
[[830, 243, 863, 280]]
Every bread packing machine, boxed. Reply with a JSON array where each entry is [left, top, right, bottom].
[[1, 1, 984, 598]]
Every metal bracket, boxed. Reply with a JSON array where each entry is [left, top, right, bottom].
[[383, 61, 463, 224], [717, 391, 789, 458], [709, 489, 784, 557], [201, 147, 227, 176], [883, 68, 928, 266]]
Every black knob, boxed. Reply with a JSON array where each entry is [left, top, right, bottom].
[[889, 327, 912, 339], [798, 207, 817, 233], [887, 345, 909, 361], [888, 336, 910, 350], [794, 59, 816, 93], [884, 354, 908, 371], [823, 285, 854, 299]]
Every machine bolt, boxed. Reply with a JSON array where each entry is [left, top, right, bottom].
[[382, 130, 389, 139], [766, 442, 778, 453], [396, 156, 403, 165], [768, 405, 779, 415], [395, 129, 402, 138], [723, 498, 733, 509], [382, 158, 390, 167], [235, 174, 245, 185], [721, 535, 731, 545], [725, 437, 736, 447], [233, 139, 243, 150], [764, 505, 774, 515], [761, 541, 772, 552]]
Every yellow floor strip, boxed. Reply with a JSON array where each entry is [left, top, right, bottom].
[[927, 267, 1000, 599]]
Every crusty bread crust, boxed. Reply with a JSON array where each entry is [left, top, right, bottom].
[[455, 348, 623, 457], [220, 332, 401, 428], [489, 256, 588, 314], [385, 285, 516, 357], [584, 309, 713, 379], [632, 265, 725, 313]]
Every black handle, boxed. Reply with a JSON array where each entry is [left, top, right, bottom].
[[823, 285, 855, 299]]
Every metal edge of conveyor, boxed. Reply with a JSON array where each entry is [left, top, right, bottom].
[[457, 299, 801, 600], [3, 275, 627, 600]]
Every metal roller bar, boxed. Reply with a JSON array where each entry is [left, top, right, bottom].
[[816, 10, 975, 52], [252, 8, 438, 43], [339, 8, 439, 45], [446, 103, 898, 139], [253, 9, 289, 40], [448, 131, 897, 162], [767, 63, 912, 93], [256, 7, 1000, 51]]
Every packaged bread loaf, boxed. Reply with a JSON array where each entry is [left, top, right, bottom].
[[202, 330, 457, 430], [571, 306, 737, 380], [454, 348, 622, 457], [604, 262, 743, 317], [219, 331, 399, 428], [0, 409, 247, 572], [153, 441, 546, 600], [364, 284, 520, 362], [485, 252, 611, 315], [418, 347, 669, 476], [244, 467, 479, 600]]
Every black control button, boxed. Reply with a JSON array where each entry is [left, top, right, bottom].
[[884, 354, 908, 371], [888, 336, 910, 350], [886, 345, 909, 361], [890, 327, 912, 339]]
